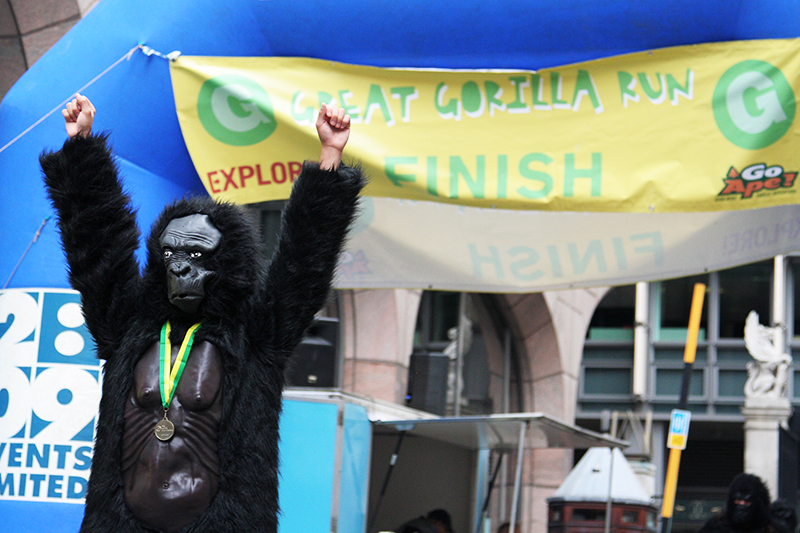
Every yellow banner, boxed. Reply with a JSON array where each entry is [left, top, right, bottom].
[[170, 40, 800, 212]]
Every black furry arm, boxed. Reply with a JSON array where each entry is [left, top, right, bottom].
[[40, 134, 141, 353], [259, 161, 365, 355]]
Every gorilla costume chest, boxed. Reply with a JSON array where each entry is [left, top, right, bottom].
[[122, 338, 223, 533]]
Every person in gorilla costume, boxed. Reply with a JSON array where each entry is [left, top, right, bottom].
[[699, 473, 778, 533], [770, 500, 799, 533], [40, 94, 365, 533]]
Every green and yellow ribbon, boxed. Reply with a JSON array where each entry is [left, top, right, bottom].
[[160, 321, 201, 411]]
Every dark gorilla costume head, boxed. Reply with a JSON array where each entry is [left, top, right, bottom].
[[726, 473, 771, 531], [141, 196, 266, 321], [771, 500, 799, 533]]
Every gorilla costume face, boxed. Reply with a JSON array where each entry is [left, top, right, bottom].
[[159, 214, 221, 314], [726, 473, 771, 532], [698, 473, 775, 533], [770, 500, 799, 533]]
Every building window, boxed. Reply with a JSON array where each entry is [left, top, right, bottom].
[[578, 259, 778, 418], [718, 261, 772, 339], [586, 285, 636, 341], [580, 286, 636, 412], [654, 274, 708, 342], [414, 291, 460, 351], [791, 259, 800, 342]]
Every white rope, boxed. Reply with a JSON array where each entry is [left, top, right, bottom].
[[3, 217, 49, 290], [0, 43, 180, 155]]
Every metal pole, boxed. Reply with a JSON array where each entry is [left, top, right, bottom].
[[633, 282, 649, 398], [367, 430, 407, 533], [503, 328, 511, 414], [659, 283, 705, 533], [501, 329, 511, 518], [604, 448, 616, 533], [509, 422, 526, 533], [774, 255, 786, 354], [474, 454, 505, 533]]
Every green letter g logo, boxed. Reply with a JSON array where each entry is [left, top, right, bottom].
[[713, 60, 795, 150], [197, 75, 276, 146]]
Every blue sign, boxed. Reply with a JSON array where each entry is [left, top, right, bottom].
[[0, 289, 102, 532], [667, 409, 691, 449]]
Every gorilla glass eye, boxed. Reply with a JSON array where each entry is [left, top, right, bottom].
[[190, 251, 203, 259], [163, 249, 173, 259]]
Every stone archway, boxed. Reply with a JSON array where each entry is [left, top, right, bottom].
[[339, 287, 610, 533], [496, 288, 609, 533]]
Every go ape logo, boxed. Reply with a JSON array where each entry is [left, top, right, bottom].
[[0, 289, 101, 503], [718, 163, 798, 199], [197, 74, 277, 146], [713, 60, 796, 150]]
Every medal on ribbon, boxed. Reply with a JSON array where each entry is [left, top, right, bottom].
[[155, 321, 201, 442]]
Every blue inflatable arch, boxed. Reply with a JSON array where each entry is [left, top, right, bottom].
[[2, 0, 799, 288]]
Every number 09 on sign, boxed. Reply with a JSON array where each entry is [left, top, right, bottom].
[[667, 409, 691, 450]]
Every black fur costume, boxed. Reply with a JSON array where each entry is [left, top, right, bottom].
[[699, 474, 773, 533], [40, 133, 365, 532], [771, 500, 799, 533]]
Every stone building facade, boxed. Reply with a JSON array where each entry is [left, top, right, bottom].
[[0, 0, 99, 99]]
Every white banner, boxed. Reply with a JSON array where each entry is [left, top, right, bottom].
[[335, 199, 800, 292]]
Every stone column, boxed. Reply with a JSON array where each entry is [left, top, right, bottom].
[[742, 396, 792, 497], [340, 289, 422, 404]]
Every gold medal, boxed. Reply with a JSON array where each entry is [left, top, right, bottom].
[[154, 416, 175, 442]]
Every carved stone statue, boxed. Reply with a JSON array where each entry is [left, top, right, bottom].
[[743, 311, 792, 400], [443, 322, 471, 413]]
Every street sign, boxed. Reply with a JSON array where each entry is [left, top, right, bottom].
[[667, 409, 691, 450]]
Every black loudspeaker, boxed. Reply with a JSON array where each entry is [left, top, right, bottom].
[[405, 350, 449, 415], [286, 317, 338, 388]]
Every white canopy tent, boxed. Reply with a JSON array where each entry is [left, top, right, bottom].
[[373, 413, 628, 533]]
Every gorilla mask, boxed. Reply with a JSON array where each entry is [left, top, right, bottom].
[[730, 493, 755, 527], [160, 214, 222, 315], [726, 473, 770, 531]]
